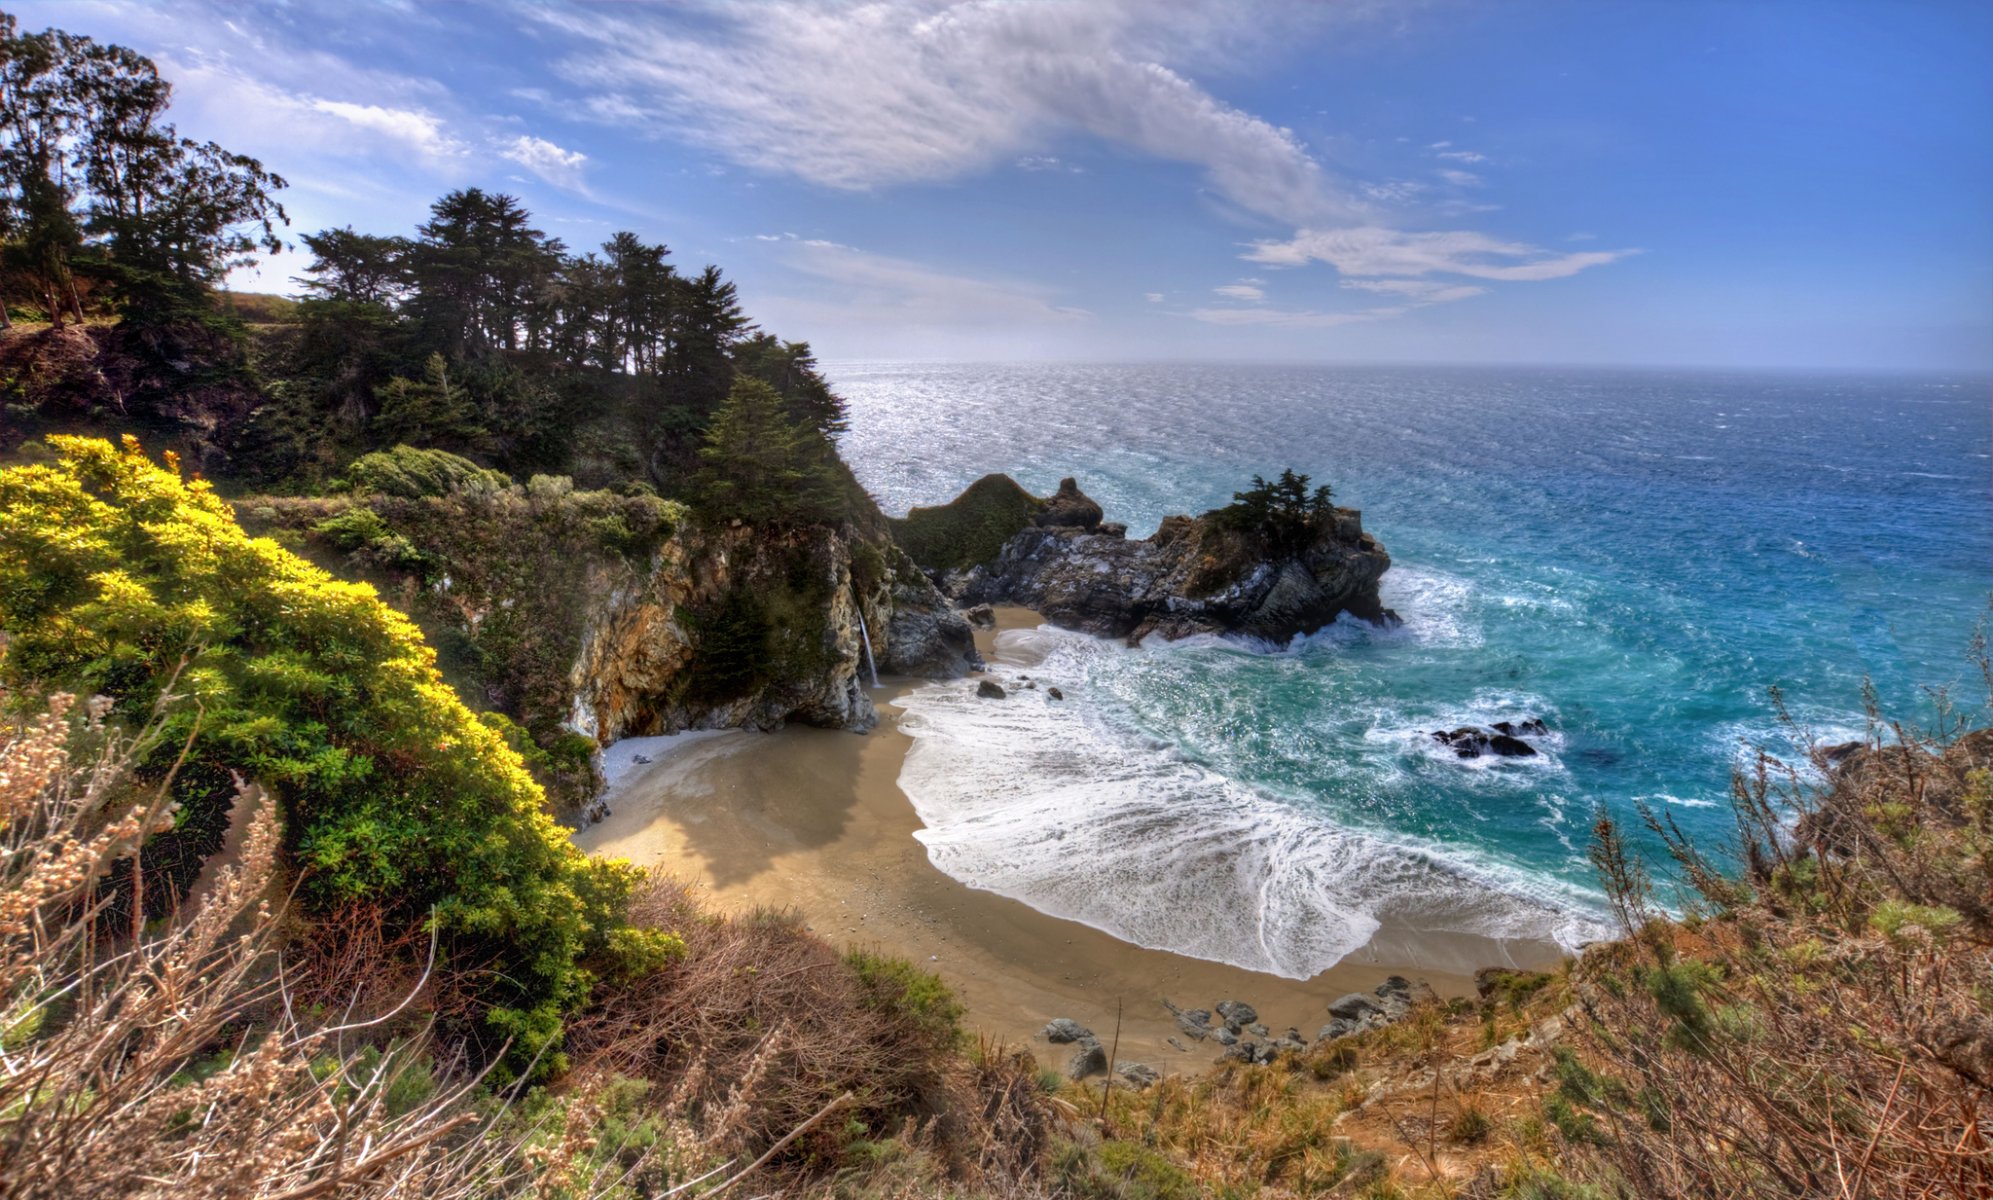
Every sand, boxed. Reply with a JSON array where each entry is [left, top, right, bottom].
[[575, 607, 1563, 1072]]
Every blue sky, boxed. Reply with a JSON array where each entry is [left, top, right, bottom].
[[19, 0, 1991, 368]]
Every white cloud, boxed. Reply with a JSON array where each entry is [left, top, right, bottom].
[[1436, 167, 1481, 187], [1187, 305, 1400, 328], [1339, 278, 1487, 303], [533, 0, 1364, 226], [1145, 292, 1166, 302], [1214, 283, 1266, 301], [1245, 226, 1638, 281], [779, 238, 1089, 325], [1435, 149, 1486, 163], [310, 100, 464, 160], [501, 134, 589, 188]]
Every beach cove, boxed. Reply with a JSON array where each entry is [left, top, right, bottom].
[[576, 607, 1569, 1069]]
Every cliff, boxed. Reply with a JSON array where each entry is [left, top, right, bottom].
[[245, 465, 978, 811], [568, 519, 977, 744], [939, 476, 1395, 643]]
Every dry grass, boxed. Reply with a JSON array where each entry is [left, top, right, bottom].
[[565, 874, 1059, 1191], [1553, 683, 1993, 1199], [0, 688, 528, 1198]]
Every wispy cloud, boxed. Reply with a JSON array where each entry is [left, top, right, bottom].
[[1245, 226, 1638, 281], [1214, 282, 1266, 301], [773, 236, 1089, 326], [1339, 278, 1487, 303], [532, 0, 1364, 227], [501, 134, 589, 189], [1187, 305, 1401, 328]]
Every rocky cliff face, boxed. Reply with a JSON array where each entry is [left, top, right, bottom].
[[570, 522, 978, 744], [949, 478, 1394, 643]]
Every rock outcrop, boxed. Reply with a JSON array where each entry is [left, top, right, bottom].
[[569, 522, 978, 744], [941, 476, 1394, 643]]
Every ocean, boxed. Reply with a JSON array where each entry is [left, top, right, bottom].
[[827, 362, 1992, 978]]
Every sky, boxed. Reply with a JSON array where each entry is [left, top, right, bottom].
[[16, 0, 1991, 369]]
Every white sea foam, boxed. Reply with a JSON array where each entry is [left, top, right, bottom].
[[1648, 792, 1721, 810], [895, 627, 1607, 979]]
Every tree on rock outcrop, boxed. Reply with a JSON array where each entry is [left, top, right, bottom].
[[1212, 467, 1337, 555]]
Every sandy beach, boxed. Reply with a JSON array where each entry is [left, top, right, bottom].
[[575, 608, 1565, 1072]]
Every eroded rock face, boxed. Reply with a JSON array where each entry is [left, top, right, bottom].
[[569, 523, 977, 744], [950, 478, 1395, 643], [881, 578, 983, 678]]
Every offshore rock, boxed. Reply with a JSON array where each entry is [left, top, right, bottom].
[[948, 477, 1395, 643]]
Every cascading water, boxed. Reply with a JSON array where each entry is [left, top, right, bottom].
[[855, 599, 881, 689]]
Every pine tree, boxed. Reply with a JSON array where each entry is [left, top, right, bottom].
[[694, 377, 846, 527]]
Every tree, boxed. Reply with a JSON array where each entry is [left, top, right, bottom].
[[297, 226, 411, 306], [407, 188, 561, 357], [0, 13, 286, 327], [0, 15, 91, 324], [372, 353, 484, 452], [694, 376, 846, 527], [668, 263, 750, 417], [734, 333, 848, 439], [1212, 467, 1337, 555]]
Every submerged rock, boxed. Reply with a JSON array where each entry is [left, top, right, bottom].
[[1432, 726, 1540, 759], [976, 679, 1007, 700]]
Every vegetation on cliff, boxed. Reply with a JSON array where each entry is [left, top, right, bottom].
[[0, 436, 670, 1071], [889, 472, 1047, 572]]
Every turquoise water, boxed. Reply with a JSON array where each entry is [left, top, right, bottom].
[[829, 363, 1992, 976]]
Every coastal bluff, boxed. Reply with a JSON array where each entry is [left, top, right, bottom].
[[895, 474, 1395, 643]]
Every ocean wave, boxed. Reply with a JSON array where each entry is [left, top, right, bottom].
[[895, 628, 1607, 979]]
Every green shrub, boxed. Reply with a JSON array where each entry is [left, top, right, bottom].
[[1093, 1139, 1202, 1200], [843, 949, 965, 1051], [339, 443, 510, 499], [0, 436, 671, 1076]]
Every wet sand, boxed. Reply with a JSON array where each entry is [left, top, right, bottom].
[[575, 608, 1558, 1072]]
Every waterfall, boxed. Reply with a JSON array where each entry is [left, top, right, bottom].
[[855, 601, 881, 689]]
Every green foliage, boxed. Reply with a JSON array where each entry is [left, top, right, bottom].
[[339, 444, 509, 499], [693, 377, 848, 528], [311, 506, 426, 572], [269, 482, 678, 802], [1867, 898, 1963, 943], [1207, 468, 1337, 555], [1090, 1139, 1202, 1200], [888, 473, 1046, 572], [0, 436, 667, 1076], [842, 949, 966, 1051]]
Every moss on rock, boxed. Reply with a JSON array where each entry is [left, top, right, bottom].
[[889, 473, 1045, 572]]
